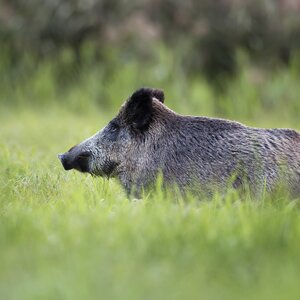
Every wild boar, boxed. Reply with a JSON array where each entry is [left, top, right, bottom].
[[58, 87, 300, 197]]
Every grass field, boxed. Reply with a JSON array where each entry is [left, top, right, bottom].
[[1, 53, 300, 299]]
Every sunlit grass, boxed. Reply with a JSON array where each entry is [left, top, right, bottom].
[[1, 104, 300, 300], [0, 49, 300, 299]]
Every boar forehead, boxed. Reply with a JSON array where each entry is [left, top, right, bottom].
[[114, 102, 129, 126], [94, 121, 126, 147]]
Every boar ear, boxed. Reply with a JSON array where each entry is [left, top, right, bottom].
[[125, 88, 160, 130], [130, 87, 164, 103], [151, 88, 164, 103]]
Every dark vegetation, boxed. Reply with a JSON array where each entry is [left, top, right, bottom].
[[1, 0, 300, 86]]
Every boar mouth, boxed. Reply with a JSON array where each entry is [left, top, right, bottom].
[[73, 152, 92, 173], [92, 160, 119, 178]]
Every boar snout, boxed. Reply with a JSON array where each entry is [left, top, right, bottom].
[[58, 151, 92, 173], [58, 153, 73, 170]]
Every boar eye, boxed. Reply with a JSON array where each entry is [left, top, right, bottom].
[[110, 122, 120, 132]]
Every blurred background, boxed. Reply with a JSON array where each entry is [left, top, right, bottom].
[[0, 0, 300, 124], [1, 3, 300, 299]]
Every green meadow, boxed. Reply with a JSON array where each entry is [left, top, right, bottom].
[[1, 50, 300, 299]]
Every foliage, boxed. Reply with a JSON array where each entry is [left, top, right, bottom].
[[0, 50, 300, 299], [1, 0, 300, 81], [1, 46, 300, 124]]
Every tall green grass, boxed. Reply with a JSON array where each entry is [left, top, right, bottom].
[[1, 46, 300, 124], [0, 47, 300, 299]]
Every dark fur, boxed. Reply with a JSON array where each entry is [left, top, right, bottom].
[[59, 87, 300, 198]]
